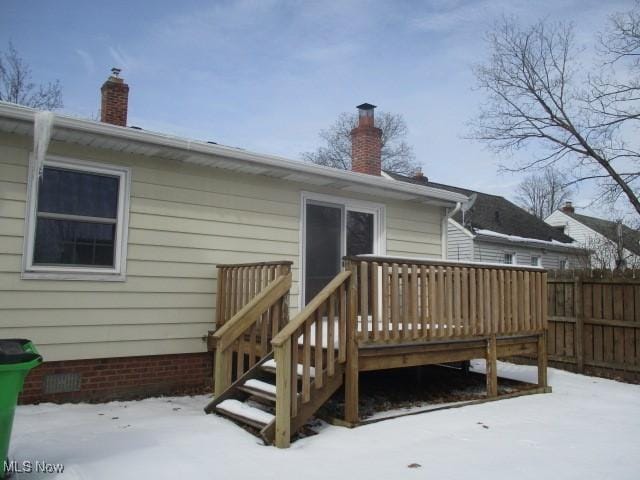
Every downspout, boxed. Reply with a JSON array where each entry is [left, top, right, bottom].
[[441, 202, 462, 259]]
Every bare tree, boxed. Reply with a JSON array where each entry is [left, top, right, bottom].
[[302, 111, 419, 175], [582, 229, 640, 270], [516, 168, 572, 219], [470, 8, 640, 217], [0, 42, 63, 110]]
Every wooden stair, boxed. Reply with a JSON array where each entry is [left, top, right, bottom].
[[206, 353, 343, 445]]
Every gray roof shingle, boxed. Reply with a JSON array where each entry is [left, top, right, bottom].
[[386, 171, 575, 244]]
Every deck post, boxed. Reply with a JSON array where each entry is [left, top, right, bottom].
[[537, 331, 548, 389], [486, 335, 498, 398], [274, 339, 292, 448], [213, 347, 230, 398], [345, 263, 359, 424]]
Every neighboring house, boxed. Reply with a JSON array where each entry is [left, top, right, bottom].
[[386, 172, 587, 269], [0, 73, 467, 403], [546, 203, 640, 269]]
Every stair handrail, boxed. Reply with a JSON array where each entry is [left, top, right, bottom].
[[213, 272, 292, 397], [271, 270, 355, 448]]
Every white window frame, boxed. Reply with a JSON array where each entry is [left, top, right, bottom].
[[503, 252, 516, 265], [299, 191, 386, 307], [22, 154, 131, 281], [531, 255, 541, 267], [559, 258, 569, 270]]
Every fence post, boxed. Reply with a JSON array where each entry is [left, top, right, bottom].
[[574, 273, 585, 373]]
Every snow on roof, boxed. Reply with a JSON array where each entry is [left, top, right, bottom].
[[474, 229, 585, 250]]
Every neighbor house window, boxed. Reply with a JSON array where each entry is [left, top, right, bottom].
[[559, 259, 568, 270], [531, 256, 541, 267], [503, 253, 515, 265], [24, 156, 130, 280]]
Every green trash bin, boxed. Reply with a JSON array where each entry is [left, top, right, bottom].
[[0, 339, 42, 479]]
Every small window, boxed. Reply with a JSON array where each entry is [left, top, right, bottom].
[[503, 253, 515, 265], [531, 256, 541, 267], [24, 157, 130, 280], [559, 259, 568, 270]]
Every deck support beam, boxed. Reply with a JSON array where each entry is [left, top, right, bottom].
[[274, 339, 292, 448], [486, 335, 498, 398], [345, 266, 359, 424], [537, 332, 548, 389]]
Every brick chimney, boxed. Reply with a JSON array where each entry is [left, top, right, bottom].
[[100, 68, 129, 127], [351, 103, 382, 176], [413, 167, 427, 182], [561, 201, 575, 214]]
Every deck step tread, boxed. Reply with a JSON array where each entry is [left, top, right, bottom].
[[262, 359, 316, 378], [237, 380, 277, 403], [216, 399, 274, 428], [244, 379, 277, 395]]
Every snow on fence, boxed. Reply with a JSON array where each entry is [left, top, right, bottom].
[[546, 269, 640, 380]]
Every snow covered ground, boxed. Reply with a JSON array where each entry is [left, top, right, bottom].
[[8, 361, 640, 480]]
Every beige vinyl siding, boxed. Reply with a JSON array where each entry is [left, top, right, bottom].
[[0, 132, 442, 361], [473, 240, 581, 269], [447, 221, 474, 261], [386, 205, 442, 257]]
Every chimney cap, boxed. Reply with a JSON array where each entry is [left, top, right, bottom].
[[561, 201, 575, 214], [111, 67, 122, 77], [356, 103, 377, 111]]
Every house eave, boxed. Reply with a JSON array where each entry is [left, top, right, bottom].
[[474, 233, 587, 253], [0, 102, 468, 207]]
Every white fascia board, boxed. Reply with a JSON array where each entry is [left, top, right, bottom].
[[0, 102, 468, 206]]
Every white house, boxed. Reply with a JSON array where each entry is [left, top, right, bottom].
[[545, 202, 640, 269], [385, 173, 587, 269]]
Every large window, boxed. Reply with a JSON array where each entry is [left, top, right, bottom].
[[24, 157, 130, 280]]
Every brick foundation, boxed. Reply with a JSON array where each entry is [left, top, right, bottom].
[[19, 352, 213, 404]]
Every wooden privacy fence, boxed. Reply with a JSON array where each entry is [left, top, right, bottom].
[[345, 256, 547, 344], [547, 270, 640, 377], [212, 261, 293, 396]]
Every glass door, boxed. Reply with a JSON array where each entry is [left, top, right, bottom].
[[304, 202, 343, 303], [303, 196, 382, 305]]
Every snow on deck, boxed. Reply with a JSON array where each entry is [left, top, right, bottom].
[[9, 362, 640, 480]]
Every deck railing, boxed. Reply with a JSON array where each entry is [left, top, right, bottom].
[[270, 270, 354, 448], [216, 261, 293, 328], [345, 256, 548, 345], [213, 261, 292, 396]]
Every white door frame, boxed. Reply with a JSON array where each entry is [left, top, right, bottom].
[[299, 191, 386, 308]]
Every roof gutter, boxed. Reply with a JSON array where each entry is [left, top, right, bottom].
[[0, 102, 468, 206]]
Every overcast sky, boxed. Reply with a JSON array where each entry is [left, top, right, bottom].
[[2, 0, 636, 217]]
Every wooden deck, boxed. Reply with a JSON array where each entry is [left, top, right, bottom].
[[206, 256, 549, 448]]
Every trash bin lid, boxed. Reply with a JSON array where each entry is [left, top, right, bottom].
[[0, 339, 42, 365]]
